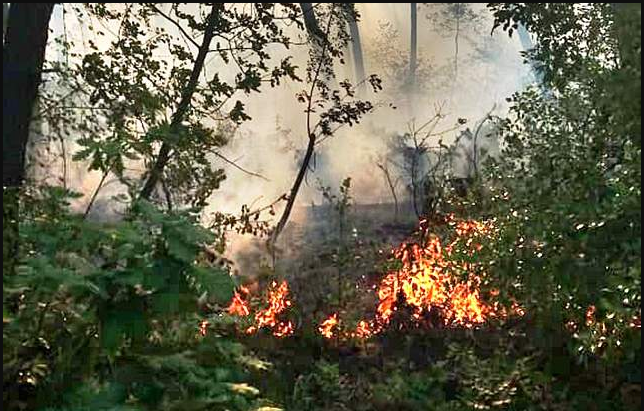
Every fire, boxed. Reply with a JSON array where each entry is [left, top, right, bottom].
[[227, 216, 526, 342], [373, 226, 495, 329], [198, 319, 209, 336], [351, 320, 373, 339], [228, 285, 251, 316], [251, 281, 294, 337], [318, 313, 339, 339], [228, 281, 294, 338]]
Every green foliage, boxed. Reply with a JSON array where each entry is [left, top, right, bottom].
[[371, 362, 451, 411], [68, 4, 303, 207], [3, 188, 267, 410], [290, 360, 352, 411]]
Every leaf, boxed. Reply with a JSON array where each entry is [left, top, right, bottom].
[[166, 235, 198, 263], [191, 266, 235, 304], [227, 383, 260, 397]]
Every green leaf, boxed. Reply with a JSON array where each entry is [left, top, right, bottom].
[[191, 266, 234, 304]]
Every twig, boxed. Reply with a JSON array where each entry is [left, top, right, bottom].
[[213, 151, 270, 181]]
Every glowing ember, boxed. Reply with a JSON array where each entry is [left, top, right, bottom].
[[351, 320, 373, 339], [198, 320, 209, 336], [319, 313, 339, 339], [585, 305, 596, 326]]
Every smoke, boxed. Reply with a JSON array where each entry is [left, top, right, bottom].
[[33, 4, 531, 265]]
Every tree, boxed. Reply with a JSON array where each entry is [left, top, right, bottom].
[[269, 4, 381, 250], [410, 3, 418, 88], [387, 109, 462, 218], [3, 3, 55, 277], [3, 3, 55, 189], [73, 4, 301, 211], [483, 3, 641, 365], [344, 4, 366, 95], [425, 3, 484, 84], [138, 4, 222, 201], [375, 155, 401, 221]]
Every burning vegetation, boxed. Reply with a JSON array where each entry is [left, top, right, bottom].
[[222, 214, 524, 341]]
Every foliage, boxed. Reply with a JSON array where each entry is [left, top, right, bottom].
[[63, 3, 303, 208], [3, 3, 641, 411], [364, 21, 436, 97], [480, 1, 641, 360], [3, 187, 269, 410], [290, 360, 352, 411]]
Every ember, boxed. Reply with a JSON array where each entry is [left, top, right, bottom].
[[319, 313, 339, 339]]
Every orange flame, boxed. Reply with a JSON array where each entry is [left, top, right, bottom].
[[227, 285, 251, 316], [251, 281, 294, 337], [198, 319, 209, 336], [228, 281, 294, 338], [373, 227, 494, 329], [315, 217, 512, 340], [318, 313, 339, 339], [351, 320, 373, 339], [229, 216, 527, 342]]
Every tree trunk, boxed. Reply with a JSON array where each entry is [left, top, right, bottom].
[[377, 162, 399, 221], [346, 8, 366, 94], [270, 135, 316, 249], [410, 3, 417, 88], [2, 3, 9, 43], [517, 23, 545, 85], [270, 7, 335, 251], [300, 3, 336, 86], [3, 3, 54, 188], [454, 4, 460, 82], [139, 4, 222, 201], [300, 3, 327, 45], [3, 3, 55, 278]]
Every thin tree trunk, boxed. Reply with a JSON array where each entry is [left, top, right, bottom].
[[3, 3, 55, 278], [517, 23, 544, 85], [411, 154, 420, 217], [377, 162, 399, 221], [139, 4, 222, 201], [346, 8, 366, 94], [454, 4, 460, 82], [83, 168, 110, 219], [2, 3, 9, 43], [270, 9, 335, 249], [410, 3, 417, 87]]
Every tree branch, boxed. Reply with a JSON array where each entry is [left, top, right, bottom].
[[139, 4, 222, 201], [213, 151, 270, 181]]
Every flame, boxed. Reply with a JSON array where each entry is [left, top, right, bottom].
[[251, 281, 294, 337], [228, 281, 294, 338], [227, 285, 251, 316], [351, 320, 373, 339], [318, 313, 339, 339], [373, 225, 495, 329], [229, 216, 527, 342], [198, 319, 209, 336]]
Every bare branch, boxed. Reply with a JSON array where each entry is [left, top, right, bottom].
[[213, 151, 271, 181]]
